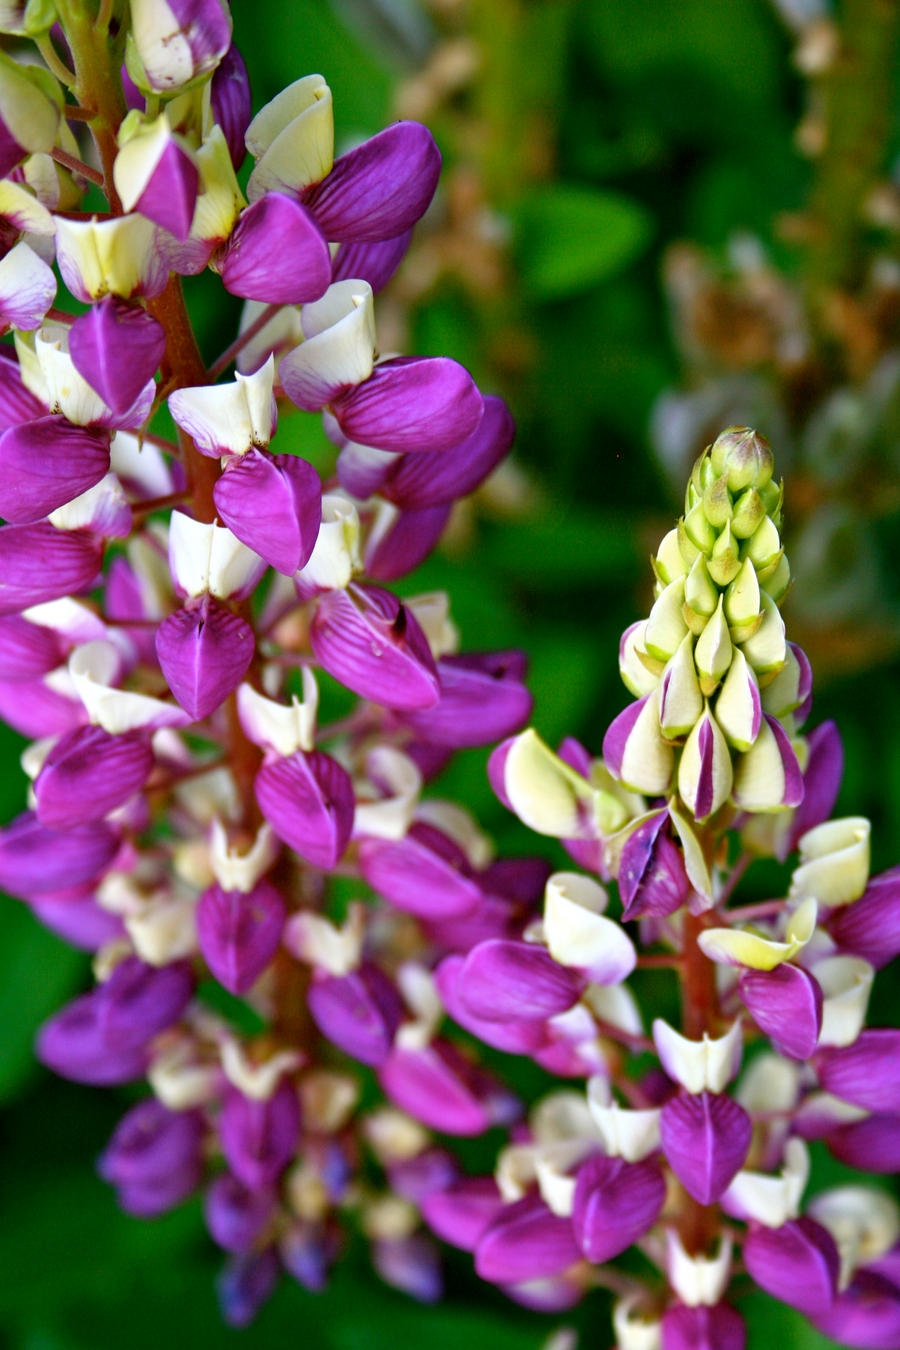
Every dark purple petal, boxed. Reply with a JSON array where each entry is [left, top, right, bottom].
[[34, 726, 154, 828], [474, 1195, 580, 1284], [36, 995, 148, 1085], [331, 230, 412, 292], [0, 415, 111, 524], [214, 450, 321, 575], [307, 963, 404, 1066], [743, 1217, 840, 1315], [0, 524, 101, 614], [135, 136, 199, 240], [379, 1040, 500, 1136], [210, 43, 252, 171], [98, 1100, 204, 1216], [332, 356, 484, 455], [812, 1270, 900, 1348], [156, 597, 255, 721], [456, 939, 583, 1023], [220, 1080, 300, 1190], [365, 502, 451, 581], [602, 696, 649, 780], [739, 963, 823, 1061], [68, 297, 166, 415], [196, 880, 286, 995], [827, 1113, 900, 1174], [660, 1090, 752, 1204], [400, 651, 533, 748], [763, 713, 805, 808], [96, 956, 195, 1049], [0, 614, 66, 680], [280, 1221, 341, 1292], [661, 1303, 746, 1350], [217, 194, 331, 304], [378, 395, 516, 510], [781, 720, 843, 860], [572, 1152, 665, 1264], [255, 749, 354, 869], [388, 1148, 459, 1204], [434, 954, 548, 1054], [310, 584, 439, 711], [0, 349, 45, 428], [817, 1031, 900, 1112], [619, 809, 690, 919], [0, 811, 118, 898], [301, 122, 440, 242], [828, 866, 900, 969], [357, 824, 482, 918], [217, 1249, 280, 1328], [205, 1173, 275, 1253]]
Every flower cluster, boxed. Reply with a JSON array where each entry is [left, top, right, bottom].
[[0, 0, 539, 1323], [417, 428, 900, 1348]]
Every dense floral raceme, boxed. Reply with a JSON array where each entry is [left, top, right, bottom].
[[1, 4, 899, 1346]]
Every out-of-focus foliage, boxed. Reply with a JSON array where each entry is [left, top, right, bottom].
[[2, 0, 898, 1346]]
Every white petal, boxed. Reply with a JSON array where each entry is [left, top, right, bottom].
[[247, 75, 334, 200], [296, 491, 361, 589], [0, 240, 54, 329], [652, 1017, 743, 1094], [815, 954, 875, 1048], [220, 1039, 302, 1101], [587, 1078, 661, 1162], [723, 1137, 809, 1228], [168, 509, 267, 599], [168, 354, 275, 456], [236, 669, 318, 755], [209, 819, 279, 893], [353, 745, 422, 842], [790, 817, 871, 908], [544, 870, 636, 983], [280, 280, 376, 408], [666, 1231, 732, 1308], [284, 905, 365, 977]]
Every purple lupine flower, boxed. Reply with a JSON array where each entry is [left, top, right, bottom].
[[98, 1099, 205, 1216], [219, 1080, 301, 1190], [196, 880, 286, 995]]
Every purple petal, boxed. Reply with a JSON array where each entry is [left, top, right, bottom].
[[0, 524, 102, 614], [335, 441, 396, 498], [219, 1080, 300, 1190], [474, 1195, 580, 1284], [660, 1090, 752, 1204], [331, 230, 412, 292], [0, 674, 83, 738], [661, 1304, 746, 1350], [306, 963, 403, 1066], [213, 450, 322, 575], [373, 1233, 443, 1304], [357, 823, 482, 919], [29, 887, 125, 950], [0, 811, 118, 898], [135, 136, 199, 240], [156, 597, 255, 721], [572, 1153, 666, 1263], [602, 695, 648, 779], [35, 726, 153, 828], [456, 939, 583, 1023], [135, 0, 232, 92], [210, 43, 252, 171], [619, 809, 690, 920], [378, 394, 515, 510], [743, 1217, 840, 1315], [310, 584, 439, 711], [216, 194, 331, 304], [0, 348, 45, 427], [68, 297, 166, 415], [379, 1040, 498, 1136], [280, 1221, 341, 1292], [217, 1250, 281, 1328], [196, 880, 286, 994], [817, 1030, 900, 1112], [828, 866, 900, 969], [434, 954, 548, 1054], [255, 749, 354, 869], [422, 1177, 504, 1251], [488, 737, 516, 810], [96, 955, 195, 1049], [827, 1113, 900, 1174], [301, 122, 441, 242], [36, 995, 148, 1085], [365, 502, 451, 581], [738, 963, 823, 1061], [0, 415, 110, 523], [400, 651, 533, 749], [764, 713, 805, 808], [99, 1099, 204, 1216], [205, 1173, 276, 1254], [388, 1148, 459, 1204], [332, 356, 484, 455], [781, 719, 843, 860], [812, 1270, 900, 1348]]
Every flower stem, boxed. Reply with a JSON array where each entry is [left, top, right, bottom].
[[207, 302, 283, 380]]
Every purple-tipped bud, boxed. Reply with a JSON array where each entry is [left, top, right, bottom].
[[331, 230, 412, 293], [377, 395, 516, 510], [572, 1153, 666, 1263], [156, 597, 255, 722], [619, 809, 690, 919], [817, 1031, 900, 1112], [0, 415, 110, 524], [373, 1234, 443, 1304], [219, 1080, 300, 1191], [743, 1217, 840, 1315], [812, 1270, 900, 1348], [307, 962, 404, 1066], [301, 121, 441, 242], [0, 524, 102, 614], [455, 939, 583, 1024], [216, 1250, 280, 1329], [205, 1173, 275, 1253], [68, 298, 166, 416], [98, 1099, 204, 1216], [422, 1177, 505, 1251], [0, 811, 118, 898], [661, 1303, 746, 1350], [216, 194, 331, 304], [379, 1040, 504, 1137], [738, 963, 823, 1061], [604, 693, 675, 797], [210, 44, 252, 171], [434, 955, 548, 1053], [828, 866, 900, 968], [255, 749, 354, 869], [196, 880, 286, 994], [129, 0, 232, 93], [0, 614, 66, 680], [332, 356, 483, 455], [213, 450, 322, 575], [365, 503, 451, 581], [358, 823, 482, 919], [474, 1195, 580, 1284], [827, 1114, 900, 1174], [661, 1090, 752, 1204], [310, 584, 439, 711], [781, 720, 844, 860], [400, 652, 532, 749], [34, 726, 154, 828]]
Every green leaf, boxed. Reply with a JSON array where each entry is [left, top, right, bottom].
[[513, 185, 652, 299]]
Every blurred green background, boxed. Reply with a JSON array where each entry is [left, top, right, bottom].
[[2, 0, 900, 1345]]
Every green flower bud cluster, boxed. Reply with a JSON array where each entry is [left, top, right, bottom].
[[616, 427, 807, 822]]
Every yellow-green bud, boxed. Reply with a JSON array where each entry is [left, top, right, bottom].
[[709, 426, 774, 492], [708, 522, 741, 586]]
